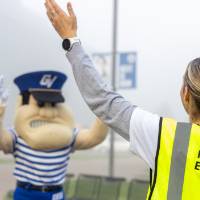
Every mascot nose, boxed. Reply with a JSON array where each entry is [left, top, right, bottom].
[[39, 106, 58, 119]]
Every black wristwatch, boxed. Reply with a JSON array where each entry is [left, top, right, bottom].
[[62, 37, 81, 51]]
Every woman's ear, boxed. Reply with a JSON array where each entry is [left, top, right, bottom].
[[181, 85, 190, 114], [183, 86, 190, 103]]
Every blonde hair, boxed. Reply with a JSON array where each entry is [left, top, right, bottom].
[[184, 58, 200, 110]]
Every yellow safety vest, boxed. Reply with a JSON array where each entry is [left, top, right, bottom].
[[147, 118, 200, 200]]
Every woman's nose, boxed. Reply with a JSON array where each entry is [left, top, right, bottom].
[[39, 105, 58, 119]]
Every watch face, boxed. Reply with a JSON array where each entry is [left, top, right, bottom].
[[62, 39, 71, 51]]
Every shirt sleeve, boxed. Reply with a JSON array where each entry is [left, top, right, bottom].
[[70, 128, 79, 153], [66, 44, 136, 141], [7, 127, 18, 153], [129, 107, 161, 170]]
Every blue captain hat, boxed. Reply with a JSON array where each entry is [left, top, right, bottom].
[[14, 71, 67, 103]]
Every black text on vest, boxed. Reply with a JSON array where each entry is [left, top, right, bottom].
[[195, 150, 200, 170]]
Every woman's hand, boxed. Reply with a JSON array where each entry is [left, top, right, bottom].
[[45, 0, 77, 39]]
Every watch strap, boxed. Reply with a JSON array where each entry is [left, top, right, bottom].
[[63, 37, 81, 51]]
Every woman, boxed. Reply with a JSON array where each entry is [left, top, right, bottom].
[[45, 0, 200, 199]]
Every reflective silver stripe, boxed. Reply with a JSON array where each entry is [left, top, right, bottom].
[[167, 123, 192, 200]]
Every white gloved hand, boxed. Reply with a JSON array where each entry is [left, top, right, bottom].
[[0, 75, 9, 106]]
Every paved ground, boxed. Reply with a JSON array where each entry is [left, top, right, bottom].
[[0, 150, 149, 198]]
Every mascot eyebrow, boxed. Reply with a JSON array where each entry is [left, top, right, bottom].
[[21, 91, 30, 105], [20, 91, 56, 107]]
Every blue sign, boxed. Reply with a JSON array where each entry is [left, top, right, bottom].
[[119, 52, 137, 89], [92, 52, 137, 89]]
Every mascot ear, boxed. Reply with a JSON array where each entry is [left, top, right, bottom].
[[61, 104, 75, 128], [16, 96, 22, 108]]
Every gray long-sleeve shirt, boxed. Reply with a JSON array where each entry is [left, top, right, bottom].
[[66, 44, 135, 141]]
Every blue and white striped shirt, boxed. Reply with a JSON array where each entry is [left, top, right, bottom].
[[9, 128, 78, 186]]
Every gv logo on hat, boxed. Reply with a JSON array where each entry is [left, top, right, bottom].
[[40, 75, 58, 88]]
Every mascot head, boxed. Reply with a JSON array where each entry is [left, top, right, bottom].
[[13, 71, 75, 149]]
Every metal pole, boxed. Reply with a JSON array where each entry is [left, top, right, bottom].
[[109, 0, 118, 177]]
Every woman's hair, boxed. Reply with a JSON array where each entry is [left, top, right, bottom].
[[184, 58, 200, 110]]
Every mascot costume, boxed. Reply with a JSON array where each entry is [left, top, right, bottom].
[[0, 71, 108, 200]]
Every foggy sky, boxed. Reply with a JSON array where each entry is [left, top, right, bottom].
[[1, 0, 200, 127]]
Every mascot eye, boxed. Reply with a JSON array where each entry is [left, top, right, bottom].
[[38, 102, 45, 107], [21, 91, 30, 105], [37, 102, 56, 107], [51, 102, 56, 107]]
